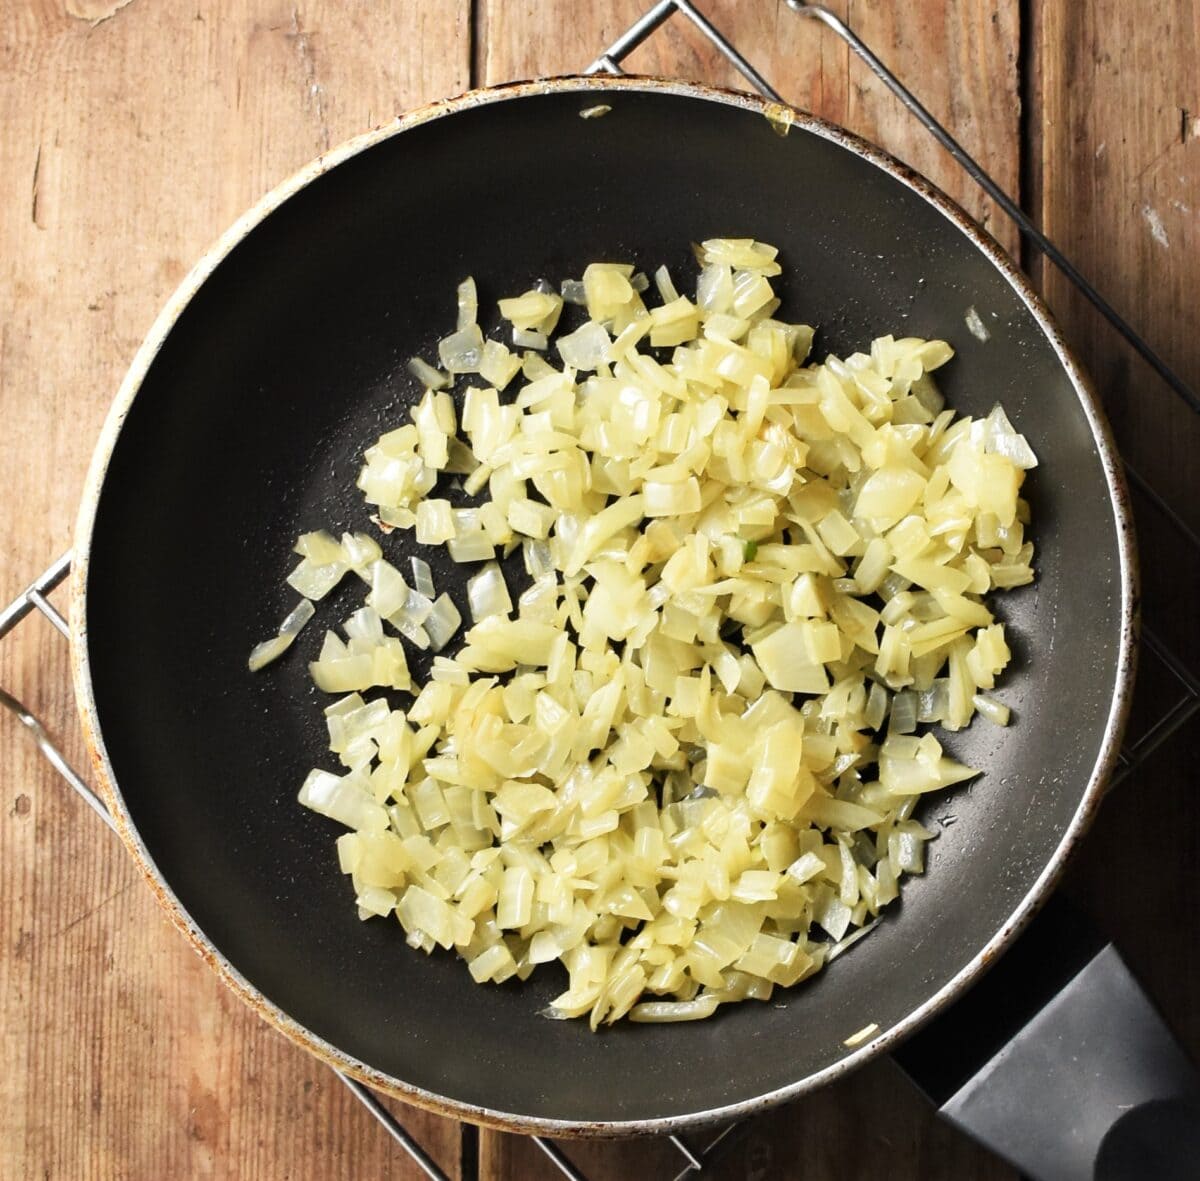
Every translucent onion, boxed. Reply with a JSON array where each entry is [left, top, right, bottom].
[[556, 320, 611, 371], [438, 323, 485, 374], [407, 356, 449, 391], [248, 598, 316, 672], [258, 237, 1037, 1032], [456, 276, 477, 332], [560, 278, 587, 305], [512, 327, 549, 351], [467, 562, 513, 621], [654, 264, 680, 304], [248, 633, 292, 672], [410, 556, 435, 598], [964, 306, 990, 342], [424, 593, 463, 652], [984, 403, 1039, 469]]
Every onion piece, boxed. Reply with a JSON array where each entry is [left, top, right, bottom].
[[341, 532, 382, 573], [479, 339, 521, 390], [560, 278, 587, 305], [842, 1021, 880, 1047], [556, 321, 610, 371], [438, 323, 485, 374], [964, 306, 990, 342], [984, 403, 1039, 469], [654, 264, 679, 304], [512, 327, 549, 351], [367, 560, 409, 619], [248, 634, 292, 672], [424, 593, 462, 652], [467, 562, 513, 621], [287, 555, 347, 601], [407, 356, 450, 391], [410, 556, 435, 598], [280, 598, 315, 635], [456, 276, 478, 331], [294, 530, 346, 564], [298, 768, 388, 831], [447, 530, 496, 563]]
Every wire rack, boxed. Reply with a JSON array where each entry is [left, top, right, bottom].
[[4, 3, 1199, 1179]]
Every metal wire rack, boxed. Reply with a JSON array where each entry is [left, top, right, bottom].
[[4, 3, 1198, 1178]]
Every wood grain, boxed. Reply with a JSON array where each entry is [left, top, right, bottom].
[[1035, 0, 1200, 516], [1033, 0, 1200, 1074], [2, 1, 1197, 1179], [0, 4, 469, 1179], [479, 1060, 1014, 1181]]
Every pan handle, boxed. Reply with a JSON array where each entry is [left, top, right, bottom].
[[894, 898, 1200, 1181]]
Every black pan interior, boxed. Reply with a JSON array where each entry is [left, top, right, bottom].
[[84, 85, 1126, 1125]]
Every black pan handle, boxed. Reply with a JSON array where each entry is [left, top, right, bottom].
[[893, 897, 1200, 1181]]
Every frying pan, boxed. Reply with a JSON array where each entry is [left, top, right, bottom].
[[70, 76, 1145, 1154]]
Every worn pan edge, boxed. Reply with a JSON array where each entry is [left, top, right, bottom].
[[68, 74, 1138, 1137]]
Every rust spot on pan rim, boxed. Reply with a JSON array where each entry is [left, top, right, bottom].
[[68, 74, 1138, 1138]]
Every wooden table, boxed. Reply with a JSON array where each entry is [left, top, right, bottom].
[[2, 3, 1197, 1178]]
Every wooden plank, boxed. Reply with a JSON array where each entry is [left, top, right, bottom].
[[478, 1060, 1014, 1181], [0, 4, 469, 1179], [1034, 0, 1200, 1076], [1035, 0, 1200, 517], [476, 0, 1022, 256]]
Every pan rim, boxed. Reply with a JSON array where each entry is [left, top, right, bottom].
[[69, 73, 1138, 1137]]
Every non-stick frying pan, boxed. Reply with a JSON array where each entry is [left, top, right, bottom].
[[71, 77, 1141, 1149]]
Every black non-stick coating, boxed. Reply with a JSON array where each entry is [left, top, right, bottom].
[[83, 84, 1127, 1126]]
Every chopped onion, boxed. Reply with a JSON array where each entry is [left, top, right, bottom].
[[984, 403, 1039, 469], [295, 530, 346, 565], [456, 276, 477, 332], [467, 561, 513, 621], [438, 323, 484, 374], [407, 356, 449, 391], [410, 556, 435, 598], [259, 238, 1037, 1033], [842, 1022, 880, 1048], [287, 554, 347, 601], [248, 633, 292, 672], [654, 264, 679, 304], [341, 532, 382, 572], [629, 994, 720, 1023], [298, 769, 388, 832], [367, 559, 409, 619], [560, 279, 587, 305], [556, 320, 610, 371], [499, 289, 562, 333], [479, 339, 521, 390], [447, 530, 496, 563], [424, 593, 462, 652], [415, 499, 455, 545], [279, 598, 315, 634], [512, 327, 549, 351], [964, 306, 990, 342], [972, 692, 1011, 726]]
